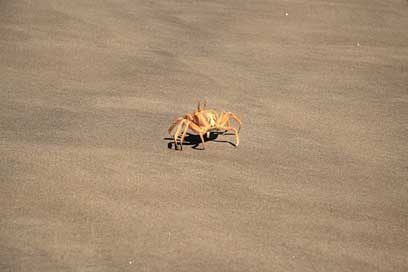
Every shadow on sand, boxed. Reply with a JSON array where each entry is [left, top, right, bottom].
[[164, 132, 236, 150]]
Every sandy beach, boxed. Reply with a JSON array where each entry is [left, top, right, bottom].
[[1, 0, 407, 271]]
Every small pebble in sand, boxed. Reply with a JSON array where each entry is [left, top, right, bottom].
[[129, 261, 133, 264], [357, 42, 361, 47], [285, 12, 289, 16]]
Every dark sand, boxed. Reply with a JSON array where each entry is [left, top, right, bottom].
[[1, 0, 407, 271]]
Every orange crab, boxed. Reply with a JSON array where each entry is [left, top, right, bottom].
[[168, 101, 241, 150]]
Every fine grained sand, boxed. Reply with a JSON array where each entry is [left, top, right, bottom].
[[1, 0, 407, 271]]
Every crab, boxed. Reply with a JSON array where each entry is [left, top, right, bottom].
[[168, 101, 241, 150]]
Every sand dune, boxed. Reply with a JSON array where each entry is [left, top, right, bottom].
[[1, 0, 407, 271]]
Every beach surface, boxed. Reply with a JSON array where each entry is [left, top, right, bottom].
[[1, 0, 407, 271]]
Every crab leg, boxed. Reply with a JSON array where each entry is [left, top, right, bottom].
[[168, 113, 196, 135], [173, 119, 186, 150], [168, 117, 183, 135], [229, 112, 242, 132], [218, 112, 241, 132], [188, 121, 208, 150], [177, 120, 208, 150], [179, 120, 190, 150], [199, 134, 206, 149]]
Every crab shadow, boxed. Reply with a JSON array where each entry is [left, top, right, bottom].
[[164, 132, 236, 150]]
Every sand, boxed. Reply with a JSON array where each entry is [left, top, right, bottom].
[[1, 0, 407, 271]]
